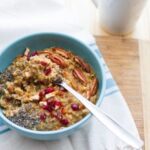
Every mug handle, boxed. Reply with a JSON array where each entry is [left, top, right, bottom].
[[91, 0, 99, 8]]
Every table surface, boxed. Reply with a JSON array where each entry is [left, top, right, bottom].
[[96, 36, 144, 140], [64, 0, 150, 149]]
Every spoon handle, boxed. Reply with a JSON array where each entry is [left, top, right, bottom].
[[61, 81, 143, 149]]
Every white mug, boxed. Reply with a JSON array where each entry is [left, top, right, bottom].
[[92, 0, 147, 34]]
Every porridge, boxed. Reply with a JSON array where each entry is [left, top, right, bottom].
[[0, 47, 98, 131]]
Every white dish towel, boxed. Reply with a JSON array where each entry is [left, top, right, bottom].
[[0, 0, 142, 150]]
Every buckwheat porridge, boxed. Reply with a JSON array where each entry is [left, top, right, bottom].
[[0, 47, 98, 131]]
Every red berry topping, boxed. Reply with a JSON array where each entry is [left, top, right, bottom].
[[39, 90, 45, 100], [44, 87, 54, 94], [27, 51, 38, 61], [54, 100, 62, 110], [44, 67, 51, 76], [60, 118, 69, 126], [55, 100, 62, 107], [71, 103, 79, 111], [42, 104, 52, 112], [27, 54, 30, 61], [40, 61, 48, 67], [42, 104, 48, 109], [40, 113, 46, 121], [31, 51, 38, 56], [47, 99, 56, 110], [47, 99, 62, 110], [39, 87, 54, 100]]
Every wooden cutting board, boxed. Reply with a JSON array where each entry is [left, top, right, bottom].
[[95, 36, 144, 141]]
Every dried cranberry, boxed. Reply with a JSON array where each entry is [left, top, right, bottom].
[[47, 100, 56, 110], [44, 68, 51, 76], [42, 104, 48, 110], [71, 103, 79, 111], [40, 113, 47, 121], [39, 87, 54, 100], [42, 105, 52, 112], [27, 55, 30, 61], [31, 51, 38, 56], [39, 90, 45, 100], [47, 99, 62, 110], [40, 61, 48, 67], [55, 100, 62, 107], [60, 118, 69, 126], [44, 87, 54, 94], [47, 98, 53, 104], [27, 51, 38, 61]]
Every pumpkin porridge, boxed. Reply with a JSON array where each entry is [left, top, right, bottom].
[[0, 47, 98, 131]]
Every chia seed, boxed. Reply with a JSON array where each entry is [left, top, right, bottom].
[[0, 84, 4, 98], [0, 70, 13, 84], [11, 99, 22, 106], [52, 76, 62, 85], [8, 105, 40, 129]]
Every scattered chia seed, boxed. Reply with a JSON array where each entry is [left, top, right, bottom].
[[12, 99, 22, 106], [52, 76, 62, 85], [0, 84, 4, 98], [0, 70, 13, 84], [5, 97, 22, 107], [8, 105, 40, 129]]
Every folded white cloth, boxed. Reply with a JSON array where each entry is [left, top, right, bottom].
[[0, 0, 141, 149]]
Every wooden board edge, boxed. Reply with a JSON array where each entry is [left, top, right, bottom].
[[139, 40, 150, 150]]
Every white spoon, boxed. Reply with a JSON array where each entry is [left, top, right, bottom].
[[53, 78, 143, 149]]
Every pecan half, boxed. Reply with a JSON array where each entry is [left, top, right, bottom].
[[72, 68, 86, 83], [90, 78, 98, 96], [53, 48, 69, 59], [74, 56, 91, 73], [38, 51, 52, 56], [86, 90, 91, 99], [48, 54, 67, 68], [86, 78, 98, 99]]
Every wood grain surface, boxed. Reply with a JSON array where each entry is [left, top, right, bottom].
[[139, 41, 150, 150], [95, 36, 144, 141]]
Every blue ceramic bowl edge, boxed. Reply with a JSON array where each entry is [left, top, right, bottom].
[[0, 32, 106, 139]]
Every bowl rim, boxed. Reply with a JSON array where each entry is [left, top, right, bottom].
[[0, 32, 106, 135]]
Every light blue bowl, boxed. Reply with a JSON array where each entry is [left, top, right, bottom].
[[0, 33, 106, 140]]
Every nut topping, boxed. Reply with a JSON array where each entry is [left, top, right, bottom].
[[74, 56, 91, 73], [72, 68, 87, 83]]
